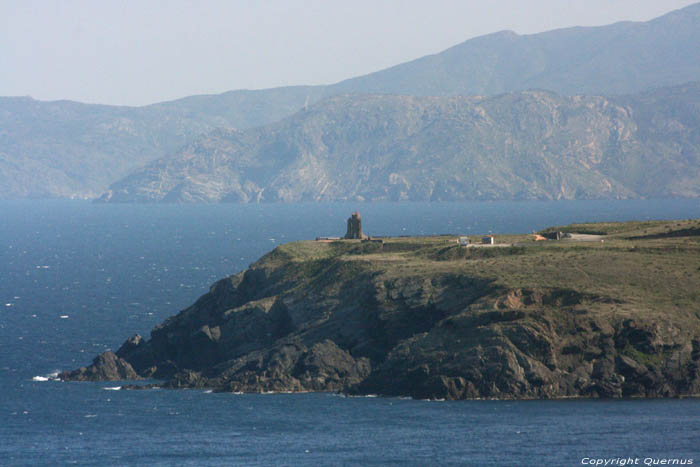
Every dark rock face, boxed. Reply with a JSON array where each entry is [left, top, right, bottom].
[[352, 307, 699, 400], [59, 351, 140, 382], [61, 238, 700, 399]]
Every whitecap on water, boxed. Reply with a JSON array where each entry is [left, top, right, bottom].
[[103, 386, 121, 391], [32, 371, 59, 382], [60, 315, 69, 319]]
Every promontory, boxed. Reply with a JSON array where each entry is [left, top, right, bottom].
[[60, 219, 700, 400]]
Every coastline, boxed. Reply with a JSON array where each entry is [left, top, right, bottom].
[[60, 218, 700, 400]]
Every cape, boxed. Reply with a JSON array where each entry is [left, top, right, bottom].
[[61, 219, 700, 400]]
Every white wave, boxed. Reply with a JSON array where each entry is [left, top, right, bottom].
[[203, 390, 213, 393], [84, 414, 97, 418], [103, 386, 121, 391], [60, 315, 69, 319], [32, 371, 60, 382]]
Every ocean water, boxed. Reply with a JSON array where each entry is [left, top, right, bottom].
[[1, 199, 699, 466]]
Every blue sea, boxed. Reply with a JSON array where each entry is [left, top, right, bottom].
[[1, 199, 699, 466]]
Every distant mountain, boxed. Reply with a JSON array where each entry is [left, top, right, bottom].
[[0, 87, 323, 198], [330, 2, 700, 97], [99, 83, 700, 203], [2, 2, 699, 199]]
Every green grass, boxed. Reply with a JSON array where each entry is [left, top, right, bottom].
[[252, 219, 700, 331], [542, 219, 700, 237], [622, 343, 664, 366]]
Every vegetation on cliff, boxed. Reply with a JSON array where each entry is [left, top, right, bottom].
[[61, 219, 700, 400]]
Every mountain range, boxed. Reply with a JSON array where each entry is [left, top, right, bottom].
[[2, 2, 699, 200], [99, 83, 700, 203]]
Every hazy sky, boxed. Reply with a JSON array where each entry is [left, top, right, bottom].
[[1, 0, 697, 106]]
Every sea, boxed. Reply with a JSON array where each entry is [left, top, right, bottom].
[[1, 199, 699, 466]]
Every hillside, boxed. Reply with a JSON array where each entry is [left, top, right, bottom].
[[100, 83, 700, 203], [331, 3, 700, 97], [60, 218, 700, 399], [2, 3, 700, 199], [0, 87, 323, 199]]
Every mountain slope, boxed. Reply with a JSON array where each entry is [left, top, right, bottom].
[[331, 3, 700, 97], [2, 3, 700, 199], [100, 83, 700, 203], [0, 87, 324, 199]]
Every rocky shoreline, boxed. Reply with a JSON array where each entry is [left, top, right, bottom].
[[60, 220, 700, 400]]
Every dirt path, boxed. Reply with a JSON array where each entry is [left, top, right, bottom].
[[566, 233, 605, 242]]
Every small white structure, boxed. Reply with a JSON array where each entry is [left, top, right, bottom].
[[458, 236, 469, 246], [482, 235, 494, 245]]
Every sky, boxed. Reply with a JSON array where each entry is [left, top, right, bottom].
[[1, 0, 697, 106]]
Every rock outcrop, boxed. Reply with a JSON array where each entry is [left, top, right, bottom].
[[60, 351, 140, 382], [61, 220, 700, 399]]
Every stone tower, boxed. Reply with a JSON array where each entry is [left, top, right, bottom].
[[345, 211, 364, 239]]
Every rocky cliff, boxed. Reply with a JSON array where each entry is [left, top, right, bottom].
[[61, 219, 700, 399]]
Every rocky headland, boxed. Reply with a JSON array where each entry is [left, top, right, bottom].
[[61, 219, 700, 400]]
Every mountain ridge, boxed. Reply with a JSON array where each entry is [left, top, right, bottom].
[[99, 82, 700, 203], [2, 2, 700, 199]]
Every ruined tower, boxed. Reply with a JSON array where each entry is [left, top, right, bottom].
[[345, 211, 365, 239]]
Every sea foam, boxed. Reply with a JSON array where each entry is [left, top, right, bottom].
[[32, 371, 59, 382]]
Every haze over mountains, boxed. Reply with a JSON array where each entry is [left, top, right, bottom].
[[2, 3, 699, 201], [99, 84, 700, 203]]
